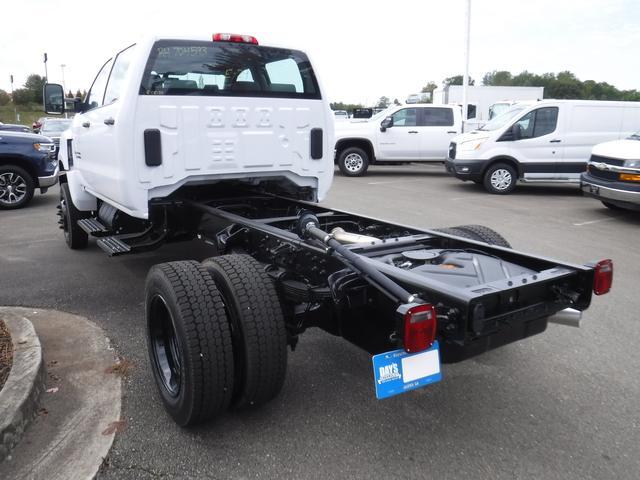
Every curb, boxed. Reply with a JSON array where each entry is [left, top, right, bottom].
[[0, 314, 45, 463]]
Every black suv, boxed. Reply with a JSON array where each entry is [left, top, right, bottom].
[[0, 130, 59, 209]]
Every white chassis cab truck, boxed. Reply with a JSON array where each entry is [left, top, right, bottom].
[[44, 33, 612, 426]]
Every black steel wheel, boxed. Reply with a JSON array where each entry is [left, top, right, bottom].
[[145, 261, 235, 426], [202, 254, 288, 410], [0, 165, 34, 209], [58, 183, 89, 249]]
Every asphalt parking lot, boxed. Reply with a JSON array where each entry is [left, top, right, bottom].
[[1, 164, 639, 479]]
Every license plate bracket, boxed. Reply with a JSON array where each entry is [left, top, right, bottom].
[[372, 341, 442, 400]]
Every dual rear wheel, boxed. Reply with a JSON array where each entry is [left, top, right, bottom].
[[145, 255, 287, 426]]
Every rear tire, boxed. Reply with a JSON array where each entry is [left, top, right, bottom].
[[434, 224, 511, 248], [58, 183, 89, 249], [338, 147, 369, 177], [483, 162, 517, 194], [145, 261, 235, 426], [0, 165, 34, 209], [202, 254, 287, 410]]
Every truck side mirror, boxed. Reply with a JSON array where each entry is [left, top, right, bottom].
[[380, 116, 393, 132], [511, 123, 522, 141], [43, 83, 65, 115]]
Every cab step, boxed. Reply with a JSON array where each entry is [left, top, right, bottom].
[[77, 218, 110, 237], [97, 236, 131, 256]]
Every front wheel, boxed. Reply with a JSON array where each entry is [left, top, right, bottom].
[[58, 183, 89, 249], [338, 147, 369, 177], [483, 163, 517, 194], [0, 165, 34, 209]]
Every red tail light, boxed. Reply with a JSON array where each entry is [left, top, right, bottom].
[[212, 33, 259, 44], [593, 259, 613, 295], [403, 304, 437, 353]]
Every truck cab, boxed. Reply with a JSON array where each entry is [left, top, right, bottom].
[[45, 34, 334, 220], [334, 104, 462, 176]]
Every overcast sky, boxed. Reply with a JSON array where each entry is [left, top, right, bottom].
[[1, 0, 638, 105]]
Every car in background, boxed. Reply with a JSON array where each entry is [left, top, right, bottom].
[[446, 100, 640, 194], [335, 104, 462, 176], [0, 122, 31, 133], [333, 110, 349, 121], [39, 118, 72, 154], [581, 132, 640, 211], [0, 130, 58, 209]]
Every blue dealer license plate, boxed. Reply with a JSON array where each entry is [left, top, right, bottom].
[[372, 341, 442, 400]]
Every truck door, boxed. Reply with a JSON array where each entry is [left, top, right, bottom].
[[510, 106, 563, 180], [376, 108, 421, 160], [419, 107, 460, 159], [73, 46, 136, 200]]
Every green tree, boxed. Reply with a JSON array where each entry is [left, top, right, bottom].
[[76, 89, 83, 98], [393, 98, 401, 106], [376, 96, 390, 108], [421, 82, 438, 94], [24, 74, 46, 104], [0, 89, 10, 106], [444, 75, 475, 86], [66, 90, 74, 98], [12, 88, 33, 105], [482, 70, 512, 86], [330, 101, 364, 112]]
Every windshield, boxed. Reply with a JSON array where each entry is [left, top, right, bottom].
[[42, 121, 71, 133], [140, 40, 320, 99], [479, 105, 527, 131]]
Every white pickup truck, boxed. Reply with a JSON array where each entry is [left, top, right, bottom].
[[42, 33, 611, 428], [334, 104, 462, 176]]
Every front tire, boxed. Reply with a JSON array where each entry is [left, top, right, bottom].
[[58, 183, 89, 249], [338, 147, 369, 177], [0, 165, 34, 209], [145, 261, 235, 426], [202, 254, 288, 410], [483, 162, 517, 194]]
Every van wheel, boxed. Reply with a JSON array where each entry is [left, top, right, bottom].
[[338, 147, 369, 177], [58, 183, 89, 249], [145, 261, 235, 426], [483, 163, 517, 194], [202, 254, 287, 410], [0, 165, 34, 209]]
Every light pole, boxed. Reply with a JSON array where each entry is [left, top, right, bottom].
[[10, 74, 17, 122], [462, 0, 471, 131], [60, 64, 67, 94]]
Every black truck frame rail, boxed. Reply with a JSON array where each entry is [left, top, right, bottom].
[[134, 189, 598, 363]]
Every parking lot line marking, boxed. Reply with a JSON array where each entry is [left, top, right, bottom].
[[572, 216, 625, 226], [367, 179, 425, 185]]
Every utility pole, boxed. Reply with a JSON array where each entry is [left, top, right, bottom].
[[44, 52, 49, 81], [462, 0, 471, 132]]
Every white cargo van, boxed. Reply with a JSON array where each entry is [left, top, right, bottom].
[[445, 100, 640, 194]]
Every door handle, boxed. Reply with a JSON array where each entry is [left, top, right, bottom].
[[82, 121, 90, 128], [104, 117, 115, 126], [549, 139, 561, 143], [408, 131, 418, 134], [447, 131, 457, 134]]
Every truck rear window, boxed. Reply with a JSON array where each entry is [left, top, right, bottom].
[[140, 40, 321, 99]]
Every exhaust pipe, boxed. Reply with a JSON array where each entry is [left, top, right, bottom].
[[547, 308, 582, 328], [330, 227, 380, 245]]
